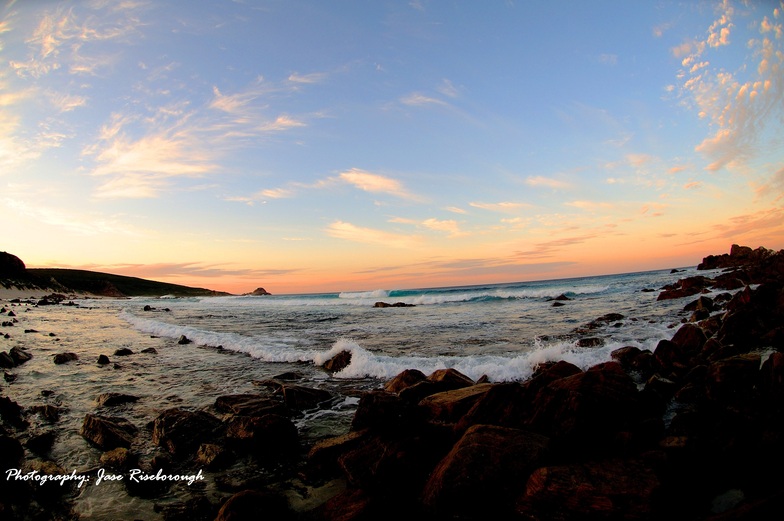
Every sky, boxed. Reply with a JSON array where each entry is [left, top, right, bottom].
[[1, 0, 783, 295]]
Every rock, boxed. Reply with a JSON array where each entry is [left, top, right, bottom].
[[29, 404, 61, 422], [245, 287, 272, 296], [0, 351, 14, 368], [9, 347, 32, 365], [456, 382, 532, 432], [225, 413, 298, 459], [427, 368, 475, 389], [80, 414, 138, 450], [278, 384, 333, 410], [0, 396, 27, 429], [151, 408, 222, 459], [214, 490, 295, 521], [552, 301, 566, 307], [518, 458, 661, 520], [113, 348, 134, 356], [322, 350, 352, 373], [385, 368, 427, 393], [705, 354, 761, 403], [100, 447, 138, 471], [0, 433, 24, 470], [670, 323, 708, 355], [26, 430, 57, 455], [761, 352, 784, 403], [95, 392, 140, 407], [422, 425, 550, 518], [418, 384, 494, 424], [177, 335, 191, 345], [351, 390, 413, 432], [214, 394, 287, 417], [576, 337, 604, 347], [141, 347, 157, 354], [307, 430, 369, 477], [53, 352, 78, 364], [195, 442, 232, 470], [0, 251, 26, 275], [526, 362, 641, 456], [373, 301, 415, 307], [96, 354, 111, 365]]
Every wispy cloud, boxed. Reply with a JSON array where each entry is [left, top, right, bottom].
[[515, 234, 599, 260], [525, 175, 571, 190], [325, 220, 422, 248], [470, 201, 531, 213], [401, 92, 448, 107]]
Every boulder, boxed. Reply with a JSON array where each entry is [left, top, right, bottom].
[[0, 251, 26, 275], [177, 335, 191, 345], [322, 350, 352, 373], [151, 408, 222, 459], [225, 413, 298, 459], [0, 396, 28, 429], [705, 354, 761, 403], [53, 352, 78, 364], [385, 368, 427, 393], [9, 347, 32, 365], [427, 368, 475, 389], [422, 425, 550, 518], [100, 447, 138, 471], [215, 490, 295, 521], [113, 348, 134, 356], [95, 393, 140, 407], [80, 414, 138, 450], [518, 458, 661, 520], [195, 442, 233, 470], [97, 354, 111, 365], [418, 383, 494, 424], [278, 384, 333, 410], [214, 394, 287, 417]]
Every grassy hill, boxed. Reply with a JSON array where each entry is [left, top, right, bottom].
[[24, 268, 232, 297]]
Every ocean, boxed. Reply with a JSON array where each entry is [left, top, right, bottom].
[[3, 265, 708, 519]]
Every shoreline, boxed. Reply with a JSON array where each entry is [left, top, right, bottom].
[[2, 244, 783, 520]]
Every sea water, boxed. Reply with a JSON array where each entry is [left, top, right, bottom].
[[2, 266, 716, 519]]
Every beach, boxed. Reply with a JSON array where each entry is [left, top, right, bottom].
[[2, 245, 784, 520]]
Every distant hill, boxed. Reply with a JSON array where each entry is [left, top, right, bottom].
[[1, 251, 231, 297]]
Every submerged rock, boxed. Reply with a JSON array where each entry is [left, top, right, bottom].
[[81, 414, 138, 450]]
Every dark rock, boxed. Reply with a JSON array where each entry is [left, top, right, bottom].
[[577, 337, 604, 347], [113, 348, 134, 356], [97, 354, 110, 365], [671, 323, 708, 355], [373, 301, 415, 307], [53, 352, 78, 364], [214, 394, 287, 417], [26, 430, 57, 455], [427, 368, 475, 389], [551, 301, 566, 307], [100, 447, 138, 471], [0, 433, 24, 470], [141, 347, 157, 354], [351, 390, 412, 432], [0, 396, 27, 429], [30, 404, 61, 422], [214, 490, 294, 521], [705, 354, 761, 403], [8, 347, 32, 365], [760, 352, 784, 403], [385, 368, 427, 393], [322, 349, 352, 373], [278, 384, 332, 410], [307, 429, 369, 477], [225, 413, 298, 459], [0, 251, 26, 275], [245, 287, 272, 296], [80, 414, 138, 450], [151, 408, 222, 459], [518, 458, 661, 520], [95, 392, 140, 407], [195, 442, 232, 470], [0, 351, 14, 368], [418, 383, 494, 424], [422, 425, 550, 518], [177, 335, 191, 345], [271, 371, 301, 381]]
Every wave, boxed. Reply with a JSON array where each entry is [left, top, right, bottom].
[[120, 311, 648, 384]]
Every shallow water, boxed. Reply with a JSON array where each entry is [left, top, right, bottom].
[[1, 267, 717, 519]]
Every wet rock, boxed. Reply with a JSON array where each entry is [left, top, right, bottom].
[[29, 404, 61, 423], [0, 396, 27, 429], [0, 433, 24, 470], [95, 392, 140, 407], [97, 354, 111, 365], [322, 349, 352, 373], [152, 408, 222, 459], [385, 368, 427, 393], [215, 489, 295, 521], [214, 394, 287, 417], [177, 335, 191, 345], [278, 384, 333, 411], [518, 458, 661, 520], [225, 413, 298, 459], [427, 368, 475, 389], [422, 425, 550, 518], [195, 442, 233, 470], [373, 301, 415, 307], [53, 352, 78, 364], [705, 353, 761, 403], [26, 430, 57, 455], [576, 337, 604, 347], [0, 351, 14, 368], [418, 383, 494, 424], [113, 348, 134, 356], [81, 414, 138, 450], [8, 347, 32, 365], [100, 447, 138, 471], [307, 429, 369, 477], [141, 347, 158, 354]]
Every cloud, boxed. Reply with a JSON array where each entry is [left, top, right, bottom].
[[338, 168, 419, 199], [288, 72, 327, 84], [565, 200, 614, 211], [421, 218, 466, 237], [525, 175, 571, 190], [437, 78, 460, 98], [674, 2, 784, 171], [401, 92, 448, 107], [469, 201, 531, 213], [325, 220, 422, 248], [683, 181, 703, 190], [515, 234, 599, 259], [754, 166, 784, 201], [2, 197, 144, 236]]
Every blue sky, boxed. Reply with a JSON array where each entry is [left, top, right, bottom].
[[1, 1, 783, 293]]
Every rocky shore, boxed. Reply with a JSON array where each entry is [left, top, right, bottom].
[[2, 244, 783, 520]]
